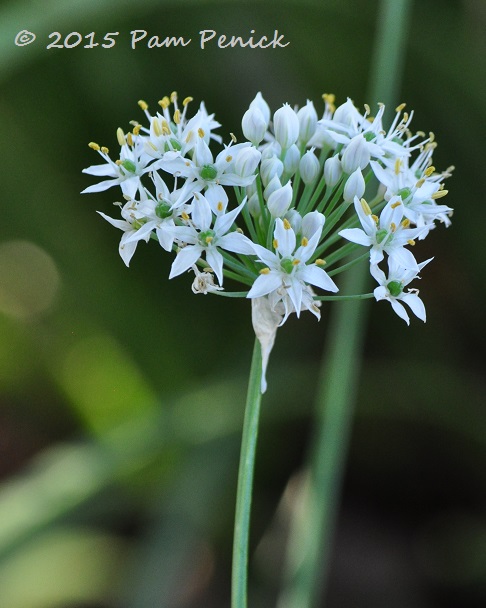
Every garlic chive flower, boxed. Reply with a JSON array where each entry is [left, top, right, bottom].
[[83, 92, 453, 349]]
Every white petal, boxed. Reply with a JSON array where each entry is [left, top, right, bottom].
[[169, 246, 203, 279], [217, 232, 255, 255], [299, 265, 338, 292], [192, 195, 212, 231], [401, 292, 426, 322], [388, 247, 419, 271], [274, 218, 296, 257], [205, 247, 224, 285], [390, 299, 410, 324], [339, 228, 372, 247], [247, 273, 282, 299]]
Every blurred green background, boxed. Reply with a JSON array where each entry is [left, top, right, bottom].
[[0, 0, 485, 606]]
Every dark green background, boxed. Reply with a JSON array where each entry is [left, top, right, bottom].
[[0, 0, 485, 606]]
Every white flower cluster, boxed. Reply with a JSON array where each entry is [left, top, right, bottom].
[[83, 91, 453, 328]]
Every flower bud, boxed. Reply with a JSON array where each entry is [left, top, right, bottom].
[[343, 168, 365, 202], [242, 107, 268, 145], [273, 104, 299, 150], [341, 134, 370, 173], [299, 149, 320, 184], [234, 146, 261, 177], [267, 181, 293, 217], [261, 141, 281, 161], [297, 100, 318, 144], [249, 92, 271, 125], [332, 98, 360, 127], [283, 144, 300, 176], [301, 210, 325, 239], [324, 155, 342, 187], [261, 156, 284, 187], [264, 175, 282, 201], [248, 192, 261, 217]]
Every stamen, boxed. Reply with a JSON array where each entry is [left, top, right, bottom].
[[181, 212, 190, 221], [394, 158, 402, 175], [173, 109, 181, 124], [138, 100, 148, 111], [230, 133, 237, 143], [391, 201, 402, 209], [116, 128, 125, 146], [132, 125, 142, 136], [360, 198, 372, 215], [390, 222, 397, 232], [401, 218, 411, 228], [88, 142, 100, 151], [301, 237, 309, 247], [217, 202, 223, 212], [182, 96, 193, 106], [198, 128, 205, 138], [101, 146, 109, 154], [395, 102, 406, 112], [415, 178, 426, 188], [185, 131, 194, 143], [315, 259, 326, 266], [407, 239, 416, 246], [371, 214, 379, 223], [226, 155, 232, 162], [273, 239, 279, 249], [260, 267, 270, 275], [152, 118, 162, 137], [432, 189, 448, 199], [292, 259, 300, 265], [205, 236, 213, 244], [158, 97, 170, 109], [364, 103, 371, 115], [283, 218, 292, 230], [170, 91, 178, 103], [424, 165, 435, 177]]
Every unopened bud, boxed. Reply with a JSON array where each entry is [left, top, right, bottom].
[[267, 181, 293, 217], [341, 134, 371, 173], [297, 100, 318, 144], [273, 104, 300, 150], [283, 144, 300, 176], [301, 210, 325, 239], [324, 154, 342, 188], [299, 149, 320, 184], [261, 156, 284, 187], [343, 168, 365, 202], [264, 175, 282, 201], [242, 106, 268, 145], [249, 92, 271, 125], [234, 146, 261, 177]]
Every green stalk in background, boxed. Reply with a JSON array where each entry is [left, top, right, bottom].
[[279, 1, 414, 607], [232, 338, 263, 608]]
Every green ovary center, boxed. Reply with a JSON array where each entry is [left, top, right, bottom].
[[200, 164, 218, 180], [121, 159, 137, 173], [199, 229, 216, 246], [375, 228, 390, 245], [387, 280, 403, 297], [155, 201, 172, 219], [280, 257, 295, 274]]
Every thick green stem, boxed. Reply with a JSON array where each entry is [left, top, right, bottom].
[[280, 2, 413, 607], [231, 338, 263, 608]]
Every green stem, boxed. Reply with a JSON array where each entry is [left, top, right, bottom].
[[280, 2, 413, 607], [231, 337, 263, 608]]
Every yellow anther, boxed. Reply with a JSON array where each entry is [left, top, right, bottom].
[[394, 158, 402, 175], [315, 258, 326, 266], [236, 227, 244, 234], [391, 200, 402, 209], [432, 189, 448, 199], [322, 93, 335, 103], [390, 222, 397, 232], [407, 239, 416, 246], [424, 166, 435, 177], [185, 131, 194, 143], [416, 130, 425, 137], [273, 239, 279, 249], [152, 118, 162, 137], [416, 177, 426, 188], [429, 131, 435, 142], [115, 159, 122, 165], [360, 198, 372, 215], [226, 155, 233, 162], [401, 218, 411, 228], [205, 236, 213, 244], [138, 100, 148, 111], [101, 146, 109, 154], [88, 142, 100, 151], [173, 109, 181, 124], [147, 141, 157, 151], [364, 103, 371, 114], [301, 237, 309, 247], [132, 124, 142, 136], [185, 161, 190, 166], [158, 97, 170, 109], [181, 211, 190, 221], [116, 128, 125, 146], [377, 102, 384, 108], [198, 127, 205, 138], [170, 91, 178, 102], [230, 133, 237, 143], [182, 96, 193, 106], [217, 202, 223, 212], [283, 218, 292, 230], [395, 102, 406, 112], [292, 259, 300, 266], [260, 267, 270, 275], [402, 112, 409, 122], [371, 214, 379, 223]]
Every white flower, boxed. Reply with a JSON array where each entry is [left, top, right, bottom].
[[343, 168, 365, 202], [371, 257, 432, 325], [273, 104, 300, 150], [267, 181, 293, 218], [97, 199, 150, 267], [242, 106, 268, 146], [82, 135, 153, 199], [299, 149, 320, 184], [167, 194, 254, 285], [339, 196, 426, 270], [247, 217, 338, 324], [191, 265, 224, 294], [297, 100, 318, 145]]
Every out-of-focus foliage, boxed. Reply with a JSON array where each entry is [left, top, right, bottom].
[[0, 0, 484, 606]]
